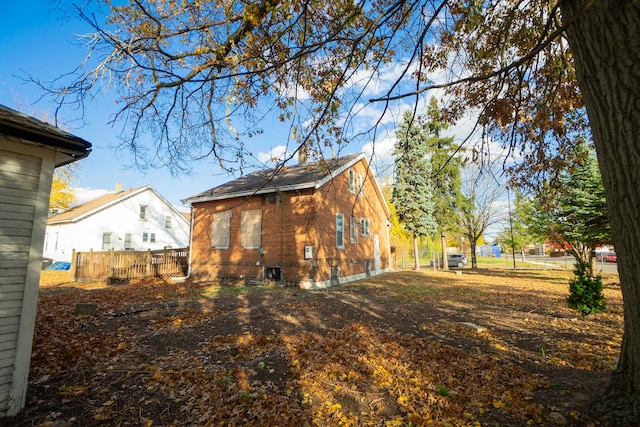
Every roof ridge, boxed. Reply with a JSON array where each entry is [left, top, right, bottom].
[[183, 153, 364, 204], [47, 185, 149, 222]]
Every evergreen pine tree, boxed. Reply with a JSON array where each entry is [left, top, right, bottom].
[[392, 110, 438, 270], [423, 97, 464, 270]]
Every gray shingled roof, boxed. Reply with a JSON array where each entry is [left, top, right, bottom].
[[184, 153, 364, 204], [0, 104, 92, 166]]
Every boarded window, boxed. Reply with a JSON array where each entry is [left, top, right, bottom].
[[350, 216, 359, 243], [336, 213, 345, 249], [241, 210, 262, 249], [211, 210, 232, 249]]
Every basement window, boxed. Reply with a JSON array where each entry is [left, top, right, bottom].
[[264, 267, 282, 282]]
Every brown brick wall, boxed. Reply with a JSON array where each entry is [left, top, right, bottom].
[[190, 158, 390, 286]]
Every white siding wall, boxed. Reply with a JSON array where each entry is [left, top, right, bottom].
[[0, 140, 56, 416], [44, 188, 190, 262]]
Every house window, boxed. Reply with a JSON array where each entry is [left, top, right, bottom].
[[356, 174, 364, 198], [139, 205, 148, 221], [102, 232, 112, 250], [142, 232, 149, 242], [336, 213, 345, 249], [150, 233, 156, 243], [350, 216, 359, 243], [211, 210, 232, 249], [348, 169, 355, 193], [241, 210, 262, 249], [124, 233, 132, 249], [360, 218, 371, 236], [165, 216, 172, 228]]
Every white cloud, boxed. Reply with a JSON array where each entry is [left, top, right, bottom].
[[73, 187, 110, 205], [362, 132, 396, 174], [257, 145, 291, 164]]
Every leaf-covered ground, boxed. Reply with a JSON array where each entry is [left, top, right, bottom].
[[9, 268, 622, 426]]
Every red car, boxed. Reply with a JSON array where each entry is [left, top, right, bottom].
[[605, 253, 617, 263]]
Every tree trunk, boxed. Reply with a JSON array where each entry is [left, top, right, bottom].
[[562, 1, 640, 421], [413, 234, 420, 270], [441, 232, 448, 271], [470, 241, 478, 269]]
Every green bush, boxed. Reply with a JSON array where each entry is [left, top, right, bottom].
[[567, 261, 606, 315]]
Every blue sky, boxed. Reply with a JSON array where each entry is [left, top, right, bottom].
[[0, 1, 386, 210], [1, 1, 493, 218]]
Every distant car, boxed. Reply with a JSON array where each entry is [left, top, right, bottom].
[[448, 253, 468, 268], [596, 252, 617, 263], [430, 253, 468, 268]]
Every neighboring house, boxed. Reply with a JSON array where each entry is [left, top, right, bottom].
[[44, 185, 190, 262], [183, 153, 391, 289], [0, 104, 91, 416]]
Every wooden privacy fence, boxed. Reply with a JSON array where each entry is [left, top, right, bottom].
[[70, 248, 188, 282]]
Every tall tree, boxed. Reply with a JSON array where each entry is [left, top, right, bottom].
[[496, 191, 538, 263], [457, 165, 507, 269], [521, 144, 611, 274], [392, 110, 438, 270], [38, 0, 640, 420], [423, 97, 464, 270]]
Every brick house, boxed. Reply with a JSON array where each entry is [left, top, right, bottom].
[[183, 153, 391, 288]]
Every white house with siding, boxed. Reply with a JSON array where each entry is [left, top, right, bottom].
[[44, 185, 190, 262], [0, 104, 91, 417]]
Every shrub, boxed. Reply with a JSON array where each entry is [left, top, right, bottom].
[[567, 261, 606, 315]]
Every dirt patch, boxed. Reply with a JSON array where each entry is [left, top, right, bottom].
[[8, 269, 622, 426]]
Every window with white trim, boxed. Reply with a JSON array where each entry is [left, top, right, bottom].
[[165, 216, 172, 228], [211, 210, 232, 249], [360, 218, 371, 236], [139, 205, 148, 221], [336, 213, 345, 249], [241, 210, 262, 249], [150, 233, 156, 243], [142, 232, 149, 242], [124, 233, 132, 249], [356, 174, 364, 198], [102, 232, 112, 250], [348, 169, 355, 193]]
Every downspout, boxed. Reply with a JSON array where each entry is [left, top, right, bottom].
[[173, 205, 195, 281], [386, 220, 392, 271]]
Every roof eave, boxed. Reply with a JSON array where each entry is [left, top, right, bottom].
[[183, 182, 316, 205], [0, 108, 92, 167]]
